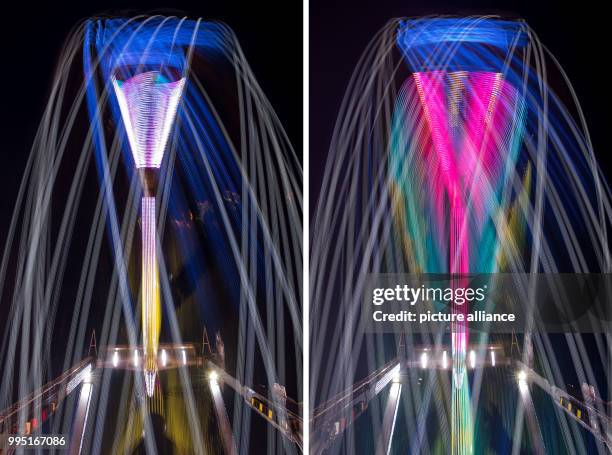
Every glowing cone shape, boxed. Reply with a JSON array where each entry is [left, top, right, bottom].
[[112, 71, 185, 168]]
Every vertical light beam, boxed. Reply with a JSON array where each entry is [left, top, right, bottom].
[[112, 70, 185, 397]]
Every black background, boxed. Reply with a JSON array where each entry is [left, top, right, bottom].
[[310, 0, 609, 212]]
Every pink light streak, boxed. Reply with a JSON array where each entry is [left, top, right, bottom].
[[112, 71, 185, 168]]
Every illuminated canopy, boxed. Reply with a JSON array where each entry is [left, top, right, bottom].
[[397, 18, 528, 72]]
